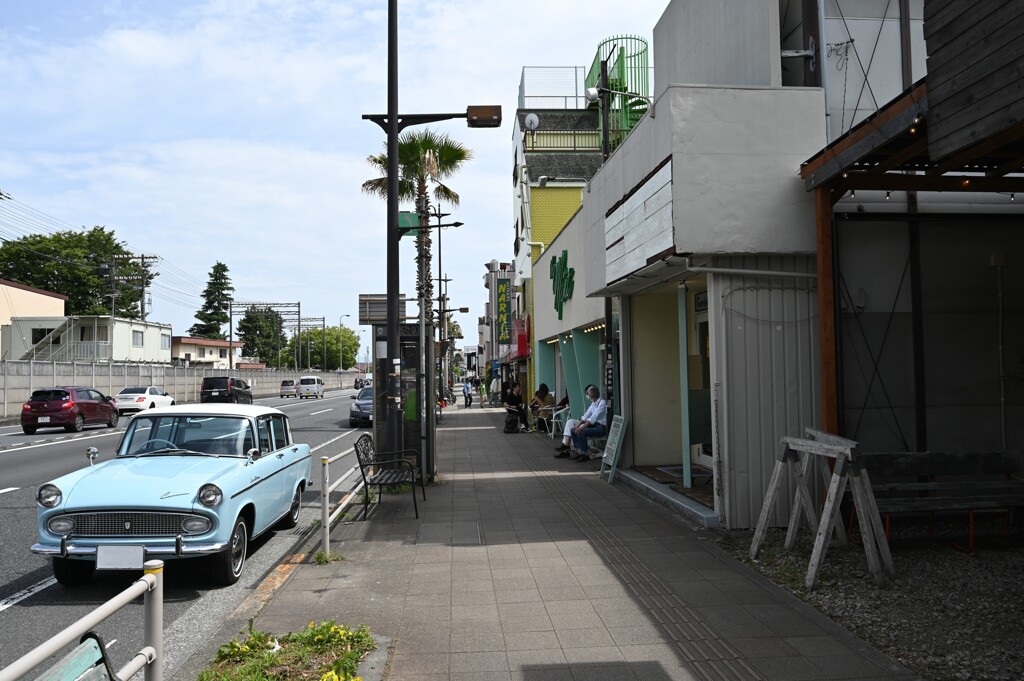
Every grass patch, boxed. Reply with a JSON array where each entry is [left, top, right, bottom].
[[313, 550, 345, 565], [197, 619, 375, 681], [382, 483, 411, 494]]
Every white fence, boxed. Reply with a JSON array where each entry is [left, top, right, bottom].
[[0, 360, 356, 419], [0, 560, 164, 681]]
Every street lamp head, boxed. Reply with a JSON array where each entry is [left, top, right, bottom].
[[466, 105, 502, 128], [584, 86, 601, 103], [452, 221, 464, 228]]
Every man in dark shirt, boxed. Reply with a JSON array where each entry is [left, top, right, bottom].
[[503, 381, 531, 432]]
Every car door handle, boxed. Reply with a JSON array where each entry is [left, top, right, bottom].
[[276, 452, 285, 458]]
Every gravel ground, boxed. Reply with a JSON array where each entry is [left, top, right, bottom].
[[713, 515, 1024, 681]]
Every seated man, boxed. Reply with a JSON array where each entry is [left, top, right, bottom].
[[554, 385, 607, 461], [503, 381, 531, 432]]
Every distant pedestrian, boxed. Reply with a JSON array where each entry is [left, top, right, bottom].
[[462, 381, 473, 408]]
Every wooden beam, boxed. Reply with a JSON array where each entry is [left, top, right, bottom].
[[873, 136, 929, 173], [815, 187, 838, 434], [930, 122, 1024, 175], [801, 83, 928, 187]]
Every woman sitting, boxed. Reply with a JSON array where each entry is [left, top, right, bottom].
[[529, 383, 556, 433]]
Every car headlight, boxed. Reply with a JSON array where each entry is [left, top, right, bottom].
[[181, 516, 212, 534], [198, 484, 223, 508], [37, 484, 62, 508], [47, 516, 75, 534]]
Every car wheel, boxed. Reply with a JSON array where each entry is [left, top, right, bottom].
[[53, 557, 95, 586], [22, 426, 36, 435], [107, 411, 119, 428], [213, 517, 248, 585], [278, 486, 302, 529], [66, 414, 85, 433], [348, 420, 357, 428], [171, 400, 176, 406]]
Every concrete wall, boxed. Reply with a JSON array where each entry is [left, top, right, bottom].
[[0, 360, 354, 422], [653, 0, 782, 93]]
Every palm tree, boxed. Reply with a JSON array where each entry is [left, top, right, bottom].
[[362, 129, 473, 307]]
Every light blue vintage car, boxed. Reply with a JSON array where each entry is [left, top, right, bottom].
[[32, 404, 313, 586]]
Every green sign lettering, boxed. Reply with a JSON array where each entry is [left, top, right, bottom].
[[550, 250, 574, 320]]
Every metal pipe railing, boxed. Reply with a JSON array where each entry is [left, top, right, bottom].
[[320, 449, 363, 556], [0, 559, 164, 681]]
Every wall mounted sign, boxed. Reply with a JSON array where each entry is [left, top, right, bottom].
[[695, 290, 708, 313], [496, 278, 511, 344], [550, 250, 575, 320]]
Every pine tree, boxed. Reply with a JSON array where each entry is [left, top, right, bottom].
[[188, 262, 234, 339]]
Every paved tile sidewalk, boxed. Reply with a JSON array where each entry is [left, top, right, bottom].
[[253, 404, 920, 681]]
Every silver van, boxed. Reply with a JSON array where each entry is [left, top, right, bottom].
[[297, 375, 324, 399]]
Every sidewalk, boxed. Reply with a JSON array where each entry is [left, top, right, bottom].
[[253, 404, 919, 681]]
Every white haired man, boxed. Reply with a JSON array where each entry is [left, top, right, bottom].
[[553, 385, 607, 461]]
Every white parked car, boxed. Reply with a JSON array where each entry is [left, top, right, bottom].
[[112, 386, 176, 414]]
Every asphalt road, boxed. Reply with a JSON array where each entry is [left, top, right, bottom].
[[0, 389, 370, 679]]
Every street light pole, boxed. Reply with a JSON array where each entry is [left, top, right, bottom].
[[363, 56, 501, 455]]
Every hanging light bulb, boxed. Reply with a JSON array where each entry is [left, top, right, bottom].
[[850, 189, 856, 199], [1011, 193, 1016, 202], [885, 191, 891, 201]]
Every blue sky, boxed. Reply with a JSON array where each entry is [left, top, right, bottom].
[[0, 0, 667, 360]]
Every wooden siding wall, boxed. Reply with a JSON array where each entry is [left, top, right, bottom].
[[924, 0, 1024, 160]]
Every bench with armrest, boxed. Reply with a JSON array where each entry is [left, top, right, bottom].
[[353, 434, 426, 519], [853, 451, 1024, 552], [36, 632, 117, 681]]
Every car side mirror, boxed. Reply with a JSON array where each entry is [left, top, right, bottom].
[[86, 447, 100, 465], [351, 395, 357, 400], [246, 448, 260, 461]]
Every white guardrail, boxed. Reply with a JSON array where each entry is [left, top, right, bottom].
[[320, 449, 363, 557], [0, 560, 164, 681]]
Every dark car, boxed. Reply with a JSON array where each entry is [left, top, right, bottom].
[[21, 387, 119, 435], [349, 386, 374, 427], [200, 376, 253, 404]]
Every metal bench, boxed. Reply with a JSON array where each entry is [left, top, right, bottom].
[[30, 632, 117, 681], [353, 434, 426, 520], [854, 451, 1024, 552]]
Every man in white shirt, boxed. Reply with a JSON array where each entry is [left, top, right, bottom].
[[554, 385, 607, 461]]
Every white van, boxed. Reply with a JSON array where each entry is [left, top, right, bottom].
[[297, 375, 325, 399]]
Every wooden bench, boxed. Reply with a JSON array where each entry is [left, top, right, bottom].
[[854, 451, 1024, 552], [353, 434, 426, 520], [36, 632, 117, 681]]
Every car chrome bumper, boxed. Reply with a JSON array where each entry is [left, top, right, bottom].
[[32, 540, 229, 557]]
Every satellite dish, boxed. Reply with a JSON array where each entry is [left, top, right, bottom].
[[524, 113, 539, 131]]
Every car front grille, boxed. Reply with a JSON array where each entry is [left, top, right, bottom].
[[56, 511, 207, 537]]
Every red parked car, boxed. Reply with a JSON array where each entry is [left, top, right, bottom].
[[21, 387, 120, 435]]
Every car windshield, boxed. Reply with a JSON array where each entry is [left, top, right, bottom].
[[29, 390, 69, 402], [300, 378, 317, 385], [281, 380, 294, 386], [202, 378, 229, 390], [357, 387, 373, 400], [118, 414, 255, 457], [119, 387, 146, 395]]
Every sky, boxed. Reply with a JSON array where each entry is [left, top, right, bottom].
[[0, 0, 669, 363]]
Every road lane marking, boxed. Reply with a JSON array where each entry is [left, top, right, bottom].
[[2, 430, 124, 452], [309, 409, 333, 416], [310, 431, 355, 452], [0, 487, 18, 495], [0, 578, 57, 613]]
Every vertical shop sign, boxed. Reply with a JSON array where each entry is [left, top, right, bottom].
[[497, 278, 511, 344], [550, 250, 575, 320]]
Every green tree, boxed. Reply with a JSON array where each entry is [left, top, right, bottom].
[[237, 307, 287, 365], [362, 129, 472, 312], [189, 262, 234, 339], [0, 227, 151, 317]]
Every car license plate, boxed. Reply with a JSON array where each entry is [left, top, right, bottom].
[[97, 545, 145, 570], [38, 416, 50, 423], [368, 414, 373, 421], [210, 391, 220, 396]]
